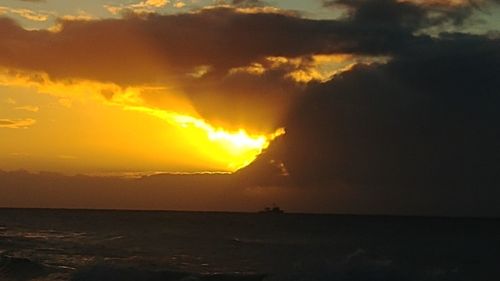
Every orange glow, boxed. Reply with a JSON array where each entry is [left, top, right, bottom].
[[0, 69, 284, 172], [125, 105, 285, 170]]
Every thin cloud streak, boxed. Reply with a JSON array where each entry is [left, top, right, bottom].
[[0, 118, 36, 129]]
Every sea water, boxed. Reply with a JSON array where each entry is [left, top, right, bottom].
[[0, 208, 499, 281]]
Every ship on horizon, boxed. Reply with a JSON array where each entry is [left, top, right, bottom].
[[259, 204, 284, 214]]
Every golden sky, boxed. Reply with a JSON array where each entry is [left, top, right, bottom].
[[1, 0, 499, 175], [0, 0, 499, 215], [0, 1, 366, 174]]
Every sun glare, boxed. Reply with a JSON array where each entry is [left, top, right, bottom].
[[0, 69, 285, 172], [126, 105, 285, 171], [169, 112, 285, 170]]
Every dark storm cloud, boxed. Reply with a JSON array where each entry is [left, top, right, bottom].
[[0, 1, 486, 125], [182, 67, 303, 131], [325, 0, 496, 33], [240, 33, 500, 216], [0, 9, 341, 85], [0, 3, 427, 130], [0, 0, 481, 85]]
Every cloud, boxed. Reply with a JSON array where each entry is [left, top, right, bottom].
[[0, 118, 36, 128], [0, 1, 496, 131], [323, 0, 495, 32], [15, 105, 39, 112], [397, 0, 481, 6], [104, 0, 169, 15], [239, 32, 500, 216], [0, 6, 50, 21], [57, 155, 77, 160], [1, 1, 482, 130], [0, 9, 335, 130], [145, 0, 169, 7], [15, 105, 40, 112], [0, 2, 472, 85], [0, 170, 283, 212], [232, 0, 266, 6], [1, 0, 493, 87], [1, 163, 499, 216], [0, 10, 342, 85], [59, 11, 95, 22], [173, 2, 186, 8]]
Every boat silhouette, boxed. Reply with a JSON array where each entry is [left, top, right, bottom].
[[259, 204, 284, 214]]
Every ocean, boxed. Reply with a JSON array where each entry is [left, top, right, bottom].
[[0, 208, 499, 281]]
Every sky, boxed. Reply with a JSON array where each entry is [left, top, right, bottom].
[[1, 0, 499, 216]]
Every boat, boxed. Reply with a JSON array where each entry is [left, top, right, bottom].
[[259, 204, 284, 214]]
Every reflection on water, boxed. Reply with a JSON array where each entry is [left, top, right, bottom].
[[0, 208, 499, 281]]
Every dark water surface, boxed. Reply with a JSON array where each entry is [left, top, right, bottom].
[[0, 208, 499, 280]]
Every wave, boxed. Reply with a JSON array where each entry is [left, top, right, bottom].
[[72, 265, 267, 281], [0, 253, 471, 281]]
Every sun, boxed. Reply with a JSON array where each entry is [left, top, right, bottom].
[[171, 113, 285, 170], [123, 105, 285, 171]]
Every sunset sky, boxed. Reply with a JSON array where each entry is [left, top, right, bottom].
[[1, 0, 499, 216]]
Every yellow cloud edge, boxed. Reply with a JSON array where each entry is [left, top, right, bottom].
[[0, 68, 284, 171]]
